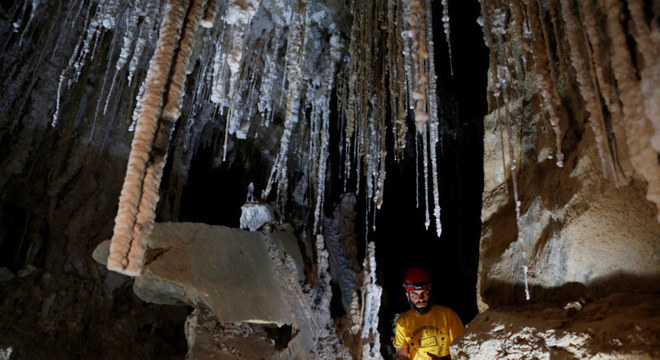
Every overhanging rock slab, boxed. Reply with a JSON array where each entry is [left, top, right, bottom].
[[95, 222, 304, 326]]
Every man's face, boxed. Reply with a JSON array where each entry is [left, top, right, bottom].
[[406, 288, 431, 313]]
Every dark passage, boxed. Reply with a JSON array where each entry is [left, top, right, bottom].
[[373, 0, 487, 353]]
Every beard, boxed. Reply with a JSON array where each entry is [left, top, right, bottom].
[[409, 299, 431, 314]]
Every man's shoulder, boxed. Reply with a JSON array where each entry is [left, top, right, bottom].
[[396, 308, 418, 323], [431, 304, 457, 313]]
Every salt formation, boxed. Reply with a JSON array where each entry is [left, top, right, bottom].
[[19, 0, 451, 276], [477, 0, 660, 324], [3, 0, 452, 355], [109, 0, 207, 275], [452, 293, 660, 359], [358, 242, 384, 360], [323, 194, 360, 313], [477, 0, 660, 315], [0, 347, 12, 360]]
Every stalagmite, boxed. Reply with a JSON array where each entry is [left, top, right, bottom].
[[108, 0, 206, 275], [359, 241, 383, 360]]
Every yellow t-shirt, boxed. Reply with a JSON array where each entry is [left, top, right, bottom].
[[393, 305, 465, 359]]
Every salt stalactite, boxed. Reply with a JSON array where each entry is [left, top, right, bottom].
[[626, 0, 658, 75], [401, 0, 415, 114], [578, 0, 622, 121], [505, 0, 528, 85], [344, 0, 390, 222], [626, 0, 660, 176], [604, 0, 660, 222], [425, 0, 442, 237], [52, 2, 93, 127], [560, 0, 618, 184], [526, 0, 565, 167], [440, 0, 453, 76], [401, 0, 444, 235], [201, 0, 216, 28], [373, 16, 389, 213], [262, 0, 306, 206], [257, 26, 283, 122], [261, 28, 282, 119], [482, 0, 529, 301], [387, 0, 408, 158], [51, 0, 124, 127], [313, 34, 343, 233], [17, 0, 39, 47], [343, 0, 362, 188], [108, 0, 204, 276], [102, 4, 141, 117], [128, 1, 159, 86], [223, 0, 260, 141], [210, 23, 229, 106], [132, 0, 207, 263], [403, 0, 431, 134], [422, 126, 431, 230]]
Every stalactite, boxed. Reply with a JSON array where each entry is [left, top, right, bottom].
[[312, 34, 343, 233], [527, 0, 565, 167], [201, 0, 216, 28], [482, 0, 530, 301], [422, 126, 430, 230], [108, 0, 204, 276], [626, 0, 660, 167], [223, 0, 261, 144], [560, 0, 618, 184], [403, 0, 431, 134], [387, 0, 408, 158], [440, 0, 453, 76], [425, 0, 442, 237], [52, 2, 93, 127], [398, 0, 446, 234], [258, 26, 283, 122], [128, 1, 159, 85], [343, 0, 362, 188], [262, 0, 306, 206], [604, 0, 660, 222]]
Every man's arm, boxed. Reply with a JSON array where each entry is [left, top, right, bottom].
[[395, 347, 409, 360]]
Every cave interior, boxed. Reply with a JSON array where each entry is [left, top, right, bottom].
[[0, 0, 659, 359]]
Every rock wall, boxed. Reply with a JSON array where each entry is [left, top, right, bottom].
[[449, 1, 660, 358], [478, 0, 660, 310]]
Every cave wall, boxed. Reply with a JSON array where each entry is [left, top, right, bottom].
[[478, 0, 660, 310]]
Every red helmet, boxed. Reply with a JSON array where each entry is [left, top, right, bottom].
[[402, 267, 431, 291]]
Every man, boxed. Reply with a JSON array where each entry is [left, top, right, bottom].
[[393, 267, 465, 360]]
